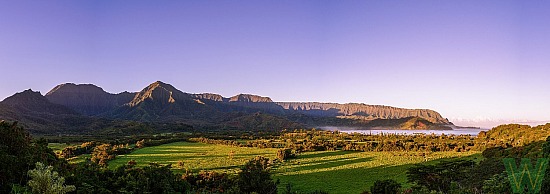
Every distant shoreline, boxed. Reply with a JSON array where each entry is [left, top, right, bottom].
[[323, 127, 488, 136]]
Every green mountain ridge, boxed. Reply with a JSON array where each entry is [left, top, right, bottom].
[[0, 81, 453, 134]]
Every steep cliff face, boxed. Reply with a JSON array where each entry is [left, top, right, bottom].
[[45, 83, 135, 115], [190, 93, 284, 114], [114, 81, 220, 121], [229, 94, 273, 102], [192, 93, 226, 102], [276, 102, 450, 124], [226, 94, 284, 114], [192, 93, 274, 103]]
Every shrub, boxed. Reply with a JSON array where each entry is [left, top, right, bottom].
[[27, 162, 75, 194], [236, 156, 278, 194], [482, 172, 511, 194], [370, 179, 401, 194], [277, 148, 295, 161], [90, 144, 115, 166]]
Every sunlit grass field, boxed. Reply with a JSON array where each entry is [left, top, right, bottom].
[[275, 151, 480, 193], [109, 142, 279, 174], [109, 141, 480, 193], [48, 143, 90, 164], [48, 143, 77, 152]]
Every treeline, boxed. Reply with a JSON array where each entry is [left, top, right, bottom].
[[42, 128, 276, 146], [189, 137, 242, 147], [58, 141, 97, 158], [476, 123, 550, 148], [90, 143, 132, 166], [135, 137, 188, 148], [280, 129, 478, 152], [190, 129, 478, 153], [51, 124, 550, 158]]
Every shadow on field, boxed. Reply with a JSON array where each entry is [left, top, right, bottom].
[[295, 157, 361, 166], [139, 150, 202, 154], [297, 150, 356, 159], [233, 153, 273, 157], [277, 161, 408, 194], [203, 165, 241, 171], [290, 157, 373, 172], [277, 154, 481, 194]]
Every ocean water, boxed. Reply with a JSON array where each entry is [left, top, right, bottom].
[[322, 127, 488, 136]]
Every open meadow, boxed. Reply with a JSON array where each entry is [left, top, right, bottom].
[[108, 142, 278, 174], [109, 141, 481, 193]]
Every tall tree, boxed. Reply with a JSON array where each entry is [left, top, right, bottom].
[[236, 156, 278, 194]]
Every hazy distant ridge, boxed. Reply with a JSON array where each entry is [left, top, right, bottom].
[[277, 102, 448, 124]]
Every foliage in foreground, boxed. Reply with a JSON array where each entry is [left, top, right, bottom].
[[405, 134, 550, 194], [237, 156, 278, 194], [182, 156, 279, 194], [69, 161, 188, 193], [27, 162, 75, 194], [66, 157, 280, 194], [0, 121, 63, 193], [369, 179, 401, 194]]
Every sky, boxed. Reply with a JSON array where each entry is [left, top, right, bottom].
[[1, 1, 550, 128]]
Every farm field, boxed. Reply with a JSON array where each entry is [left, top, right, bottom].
[[109, 141, 279, 174], [109, 142, 481, 193], [275, 151, 480, 193]]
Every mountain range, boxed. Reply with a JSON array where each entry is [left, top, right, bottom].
[[0, 81, 452, 134]]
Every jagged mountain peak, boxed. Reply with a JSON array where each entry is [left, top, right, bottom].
[[148, 81, 177, 90], [127, 81, 189, 107], [192, 93, 226, 102]]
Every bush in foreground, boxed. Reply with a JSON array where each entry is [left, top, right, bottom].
[[370, 179, 401, 194], [27, 162, 75, 194], [237, 156, 278, 194]]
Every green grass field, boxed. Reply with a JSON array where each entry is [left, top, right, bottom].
[[109, 142, 480, 194], [48, 143, 90, 164], [48, 143, 76, 152], [274, 151, 480, 193], [109, 141, 279, 174]]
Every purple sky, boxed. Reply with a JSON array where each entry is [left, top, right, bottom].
[[1, 1, 550, 127]]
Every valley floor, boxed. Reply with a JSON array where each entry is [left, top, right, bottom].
[[107, 142, 480, 193]]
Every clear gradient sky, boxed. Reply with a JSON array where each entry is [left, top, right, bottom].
[[1, 1, 550, 127]]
